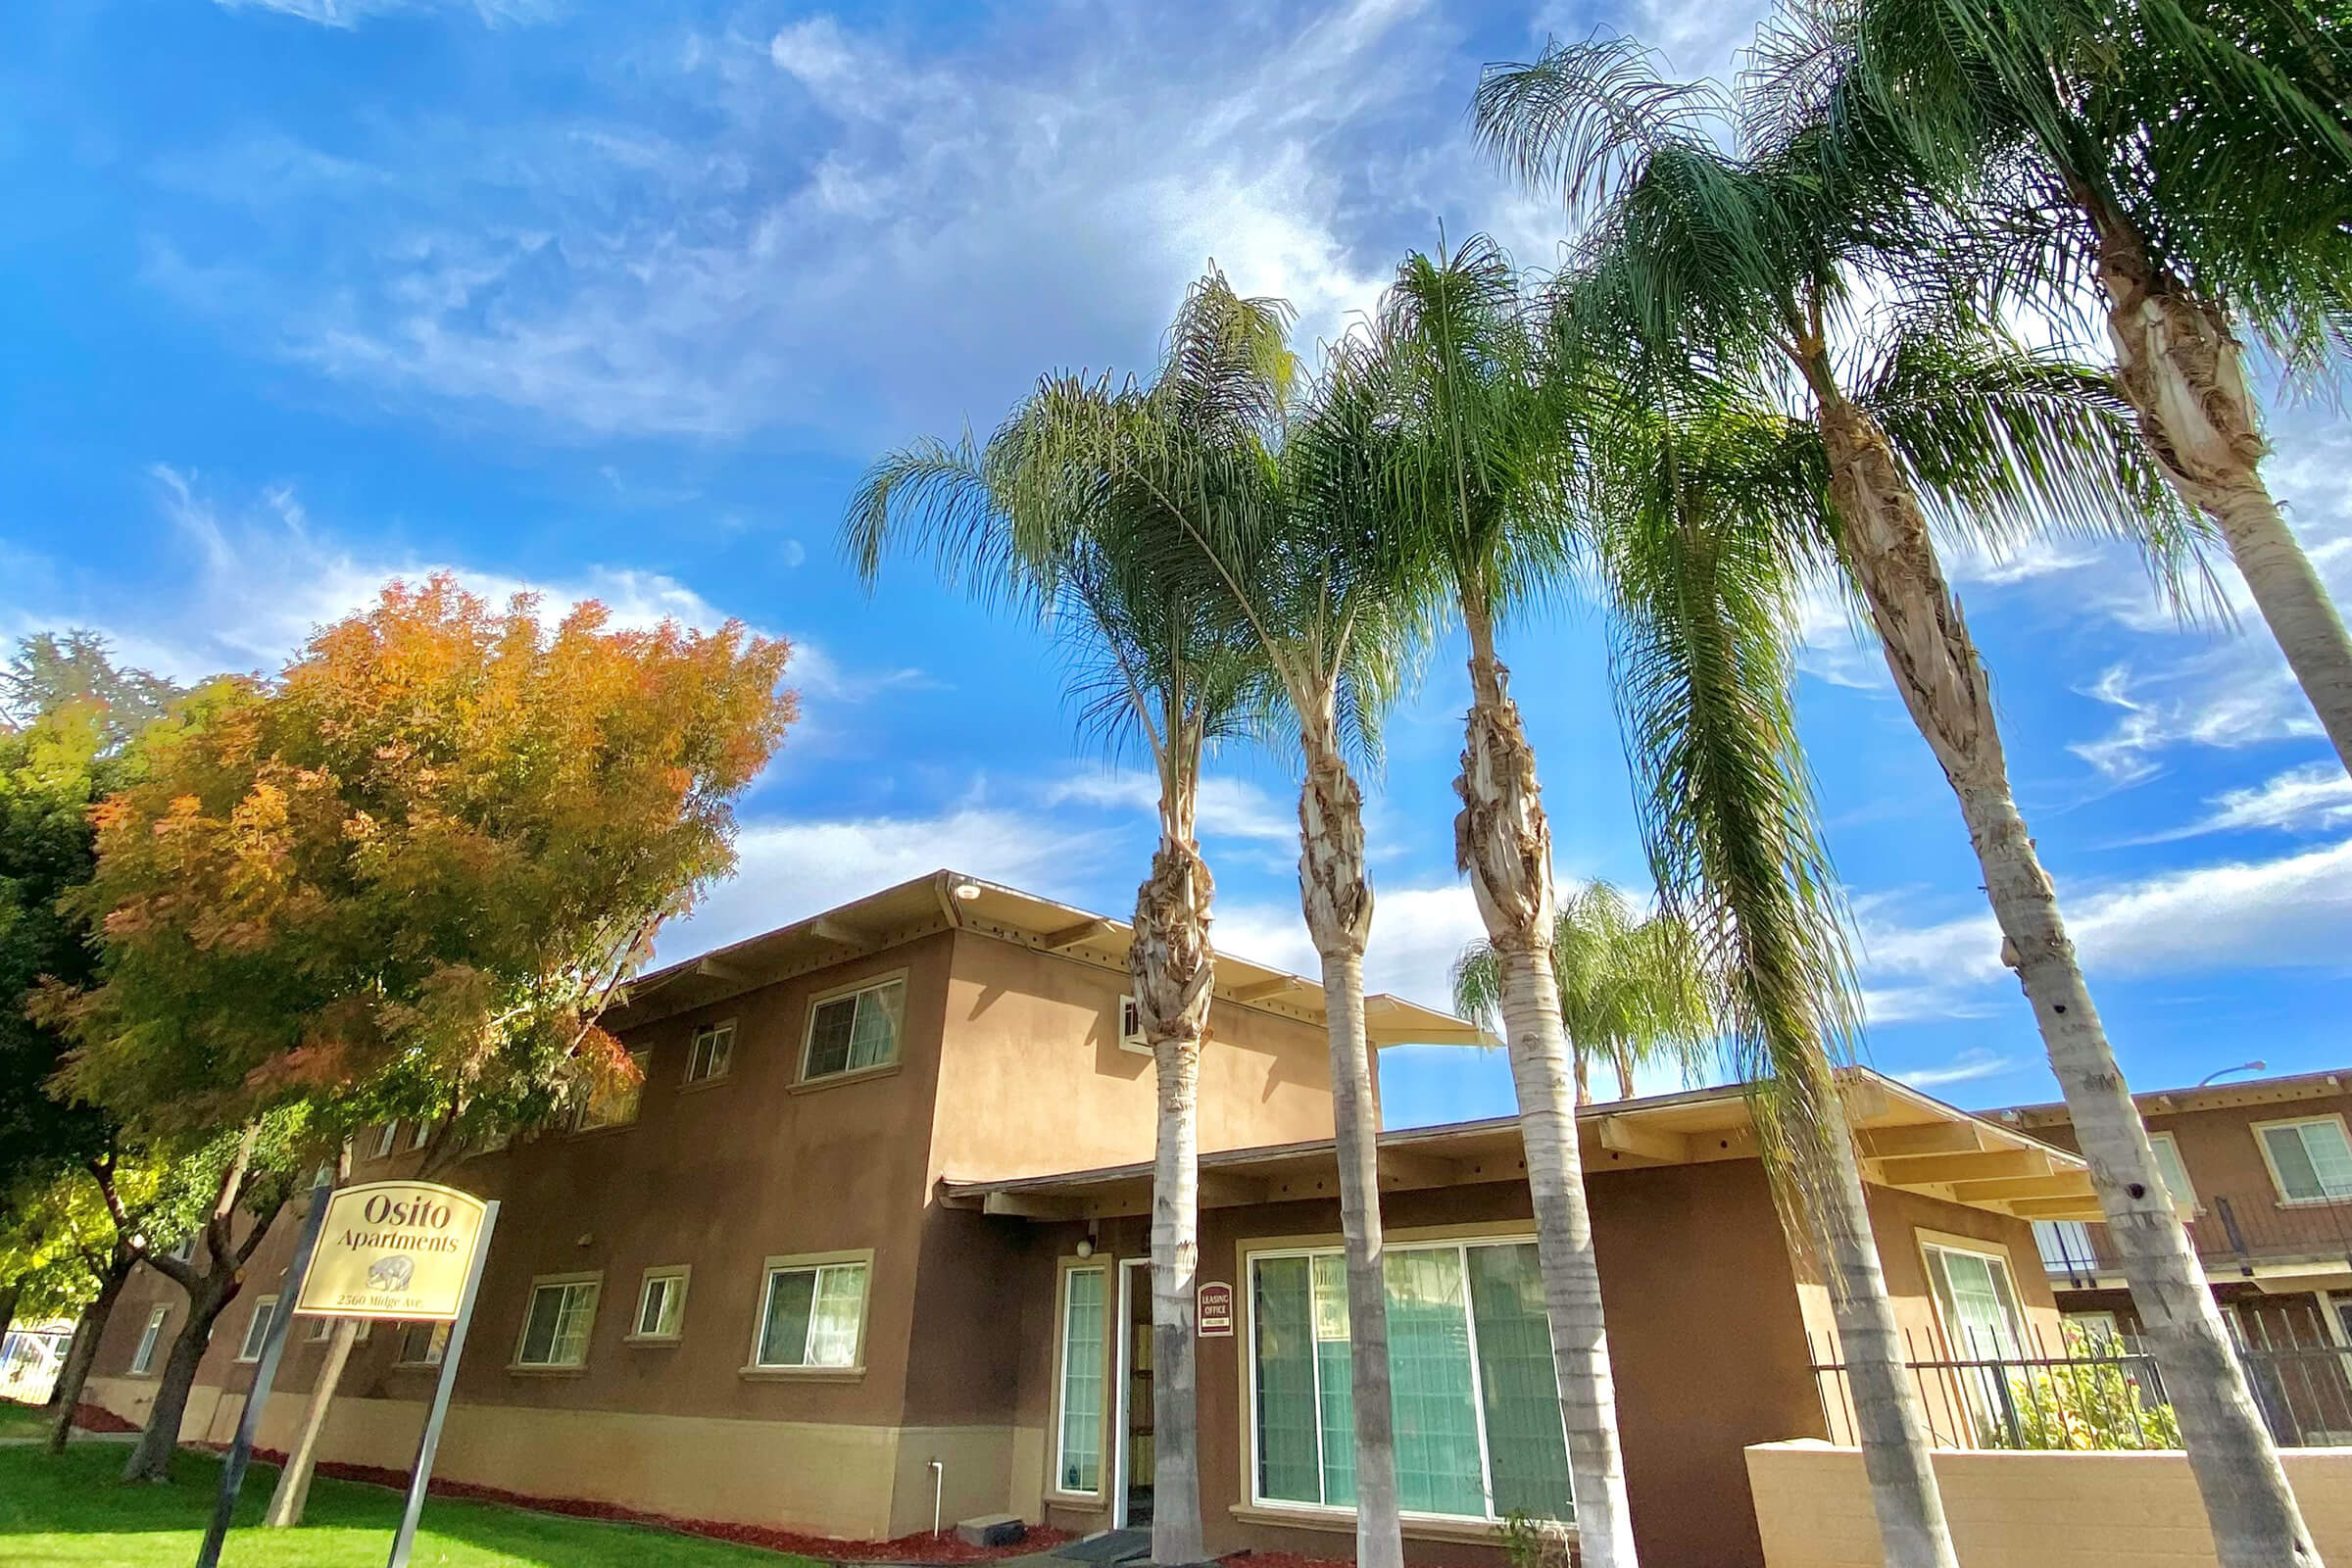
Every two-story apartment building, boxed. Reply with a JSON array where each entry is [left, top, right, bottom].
[[1998, 1068, 2352, 1444], [77, 871, 2100, 1568]]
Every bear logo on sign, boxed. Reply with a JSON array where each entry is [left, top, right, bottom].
[[368, 1254, 416, 1293]]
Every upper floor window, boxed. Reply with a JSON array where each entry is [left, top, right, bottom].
[[802, 978, 905, 1083], [2146, 1131, 2197, 1210], [1923, 1241, 2027, 1359], [130, 1306, 169, 1376], [687, 1021, 736, 1085], [576, 1049, 652, 1131], [372, 1122, 400, 1160], [633, 1266, 690, 1341], [401, 1321, 451, 1367], [2255, 1116, 2352, 1204]]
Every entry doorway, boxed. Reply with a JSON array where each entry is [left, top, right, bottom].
[[1113, 1258, 1153, 1529]]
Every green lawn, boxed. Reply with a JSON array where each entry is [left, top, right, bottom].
[[0, 1398, 56, 1443], [0, 1443, 826, 1568]]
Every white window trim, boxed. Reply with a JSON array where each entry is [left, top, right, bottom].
[[398, 1320, 452, 1367], [797, 972, 909, 1086], [1050, 1260, 1109, 1499], [407, 1119, 431, 1152], [2252, 1114, 2352, 1206], [511, 1272, 602, 1370], [1239, 1232, 1558, 1526], [130, 1305, 170, 1376], [685, 1019, 737, 1086], [235, 1296, 280, 1364], [628, 1265, 692, 1343], [1919, 1235, 2030, 1358], [372, 1122, 399, 1159], [1117, 995, 1151, 1056], [2146, 1131, 2199, 1212], [744, 1249, 873, 1375]]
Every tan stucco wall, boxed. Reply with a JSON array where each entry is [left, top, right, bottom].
[[1746, 1441, 2352, 1568]]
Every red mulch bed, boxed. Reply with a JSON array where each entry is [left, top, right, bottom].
[[209, 1445, 1073, 1562], [70, 1401, 139, 1434]]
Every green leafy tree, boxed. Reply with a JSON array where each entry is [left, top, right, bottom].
[[845, 314, 1270, 1564]]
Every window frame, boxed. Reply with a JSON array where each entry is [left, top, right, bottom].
[[684, 1019, 737, 1087], [407, 1119, 431, 1152], [372, 1122, 400, 1160], [1239, 1230, 1566, 1526], [797, 972, 909, 1087], [130, 1304, 170, 1376], [1919, 1235, 2030, 1359], [511, 1272, 602, 1371], [2145, 1131, 2199, 1211], [398, 1320, 451, 1367], [629, 1265, 692, 1344], [235, 1296, 280, 1364], [1116, 995, 1151, 1057], [1050, 1259, 1110, 1500], [744, 1249, 873, 1376], [2252, 1114, 2352, 1206]]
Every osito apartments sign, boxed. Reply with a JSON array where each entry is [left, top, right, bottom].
[[293, 1180, 491, 1323]]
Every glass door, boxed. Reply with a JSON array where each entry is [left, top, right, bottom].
[[1115, 1259, 1153, 1529]]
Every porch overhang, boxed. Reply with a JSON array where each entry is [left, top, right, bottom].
[[940, 1067, 2099, 1223]]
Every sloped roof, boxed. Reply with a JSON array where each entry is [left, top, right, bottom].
[[605, 868, 1488, 1049]]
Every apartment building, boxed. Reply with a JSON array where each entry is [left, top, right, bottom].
[[1998, 1067, 2352, 1443], [79, 871, 2098, 1568]]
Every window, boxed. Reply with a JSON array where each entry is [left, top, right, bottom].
[[1248, 1239, 1573, 1523], [400, 1321, 451, 1366], [308, 1315, 335, 1344], [802, 978, 905, 1082], [575, 1050, 652, 1131], [514, 1277, 600, 1368], [1055, 1266, 1106, 1494], [687, 1021, 735, 1084], [236, 1296, 281, 1363], [1924, 1242, 2027, 1359], [130, 1306, 169, 1376], [408, 1119, 431, 1152], [2256, 1116, 2352, 1204], [752, 1257, 868, 1369], [2147, 1132, 2197, 1210], [373, 1122, 400, 1159], [1117, 996, 1150, 1057], [2033, 1220, 2096, 1277], [633, 1267, 690, 1341], [163, 1235, 196, 1264]]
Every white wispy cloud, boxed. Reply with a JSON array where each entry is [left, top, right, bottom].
[[1045, 769, 1298, 844], [211, 0, 553, 27], [2135, 762, 2352, 843], [1896, 1048, 2018, 1091]]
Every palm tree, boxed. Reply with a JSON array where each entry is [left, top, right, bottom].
[[1453, 881, 1716, 1105], [1783, 0, 2352, 775], [1105, 270, 1434, 1568], [844, 323, 1269, 1564], [1348, 236, 1645, 1564], [1475, 42, 2232, 1566]]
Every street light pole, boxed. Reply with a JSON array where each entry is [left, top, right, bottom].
[[2196, 1060, 2267, 1088]]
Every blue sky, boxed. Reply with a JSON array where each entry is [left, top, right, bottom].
[[5, 0, 2348, 1128]]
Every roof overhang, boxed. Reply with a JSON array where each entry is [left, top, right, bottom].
[[940, 1067, 2101, 1224], [605, 869, 1488, 1048], [1998, 1068, 2349, 1129]]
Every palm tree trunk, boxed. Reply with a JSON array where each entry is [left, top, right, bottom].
[[1818, 393, 2322, 1568], [1455, 614, 1639, 1565], [45, 1255, 128, 1452], [1297, 719, 1401, 1568], [1133, 823, 1215, 1567], [2090, 205, 2352, 774]]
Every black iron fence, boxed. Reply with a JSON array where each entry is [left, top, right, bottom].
[[1809, 1323, 2352, 1451], [2036, 1191, 2352, 1289]]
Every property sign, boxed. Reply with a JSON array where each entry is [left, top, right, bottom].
[[292, 1181, 491, 1322], [1197, 1281, 1234, 1337]]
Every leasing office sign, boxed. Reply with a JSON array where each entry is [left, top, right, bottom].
[[292, 1181, 490, 1322]]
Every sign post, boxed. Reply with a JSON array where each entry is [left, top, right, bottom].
[[194, 1176, 334, 1568], [384, 1198, 497, 1568]]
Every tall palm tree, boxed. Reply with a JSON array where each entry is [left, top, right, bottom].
[[1781, 0, 2352, 775], [1476, 42, 2231, 1566], [1349, 236, 1644, 1565], [844, 323, 1269, 1564], [1453, 881, 1716, 1104], [1108, 270, 1434, 1568]]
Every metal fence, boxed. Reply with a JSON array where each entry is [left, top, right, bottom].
[[0, 1327, 70, 1405], [1809, 1323, 2352, 1451], [2036, 1192, 2352, 1289]]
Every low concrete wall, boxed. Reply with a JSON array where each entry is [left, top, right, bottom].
[[1747, 1440, 2352, 1568]]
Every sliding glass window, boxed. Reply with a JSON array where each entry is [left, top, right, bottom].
[[1248, 1239, 1572, 1523]]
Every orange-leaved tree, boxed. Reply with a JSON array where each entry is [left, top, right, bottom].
[[41, 573, 793, 1485]]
